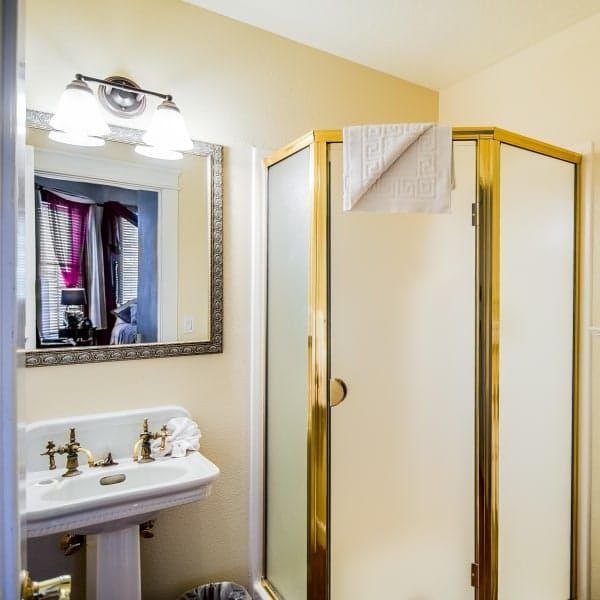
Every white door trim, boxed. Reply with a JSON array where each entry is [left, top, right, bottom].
[[576, 142, 594, 600], [249, 146, 270, 599], [0, 0, 24, 597]]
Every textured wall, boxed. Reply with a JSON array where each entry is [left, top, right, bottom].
[[440, 11, 600, 599], [24, 1, 438, 598]]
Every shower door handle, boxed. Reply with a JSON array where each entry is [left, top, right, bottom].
[[329, 378, 348, 407]]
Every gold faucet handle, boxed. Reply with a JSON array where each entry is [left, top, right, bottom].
[[41, 440, 57, 470], [158, 424, 169, 451]]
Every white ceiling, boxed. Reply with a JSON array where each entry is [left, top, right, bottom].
[[182, 0, 600, 89]]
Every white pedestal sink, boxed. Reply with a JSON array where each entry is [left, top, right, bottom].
[[25, 406, 220, 600], [86, 526, 142, 600]]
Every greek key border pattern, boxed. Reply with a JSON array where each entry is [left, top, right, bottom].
[[24, 109, 223, 367]]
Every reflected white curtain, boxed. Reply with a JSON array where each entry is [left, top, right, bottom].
[[86, 205, 107, 330]]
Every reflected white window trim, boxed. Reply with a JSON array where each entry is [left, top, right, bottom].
[[24, 109, 223, 366]]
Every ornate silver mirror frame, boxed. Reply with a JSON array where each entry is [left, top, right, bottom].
[[24, 109, 223, 367]]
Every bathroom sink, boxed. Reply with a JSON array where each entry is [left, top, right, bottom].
[[26, 453, 219, 536], [37, 460, 188, 504], [26, 451, 219, 536], [25, 406, 219, 600], [24, 406, 220, 538]]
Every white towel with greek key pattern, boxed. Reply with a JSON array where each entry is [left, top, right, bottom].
[[343, 123, 452, 213]]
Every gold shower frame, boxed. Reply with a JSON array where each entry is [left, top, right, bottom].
[[262, 128, 582, 600]]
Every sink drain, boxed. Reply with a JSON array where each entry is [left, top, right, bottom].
[[99, 474, 126, 486]]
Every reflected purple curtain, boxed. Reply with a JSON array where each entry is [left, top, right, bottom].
[[43, 190, 90, 289]]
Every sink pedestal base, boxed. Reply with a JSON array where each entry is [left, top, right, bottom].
[[86, 525, 141, 600]]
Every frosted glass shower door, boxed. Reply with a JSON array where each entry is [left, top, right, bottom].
[[329, 141, 477, 600], [265, 148, 310, 600], [498, 144, 575, 600]]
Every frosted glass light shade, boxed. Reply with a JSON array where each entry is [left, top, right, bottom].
[[142, 100, 193, 152], [49, 130, 105, 147], [134, 144, 183, 161], [50, 79, 110, 139]]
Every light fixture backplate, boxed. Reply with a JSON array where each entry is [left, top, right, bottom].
[[98, 76, 146, 118]]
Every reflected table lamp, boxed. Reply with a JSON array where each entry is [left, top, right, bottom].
[[61, 287, 87, 328]]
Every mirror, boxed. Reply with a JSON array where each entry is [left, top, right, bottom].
[[24, 110, 223, 366]]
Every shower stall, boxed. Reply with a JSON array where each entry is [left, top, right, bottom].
[[258, 128, 582, 600]]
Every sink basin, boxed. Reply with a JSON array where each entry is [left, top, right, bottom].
[[37, 461, 188, 503], [26, 452, 219, 536], [25, 406, 220, 600]]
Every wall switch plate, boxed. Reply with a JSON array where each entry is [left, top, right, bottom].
[[183, 316, 194, 333]]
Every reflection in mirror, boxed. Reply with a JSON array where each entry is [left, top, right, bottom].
[[34, 178, 159, 347], [24, 111, 223, 365]]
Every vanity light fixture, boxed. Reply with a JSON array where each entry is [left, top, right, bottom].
[[50, 74, 193, 160]]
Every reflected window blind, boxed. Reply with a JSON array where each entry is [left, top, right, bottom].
[[36, 196, 83, 339], [117, 216, 139, 305]]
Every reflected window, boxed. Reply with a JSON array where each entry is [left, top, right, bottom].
[[36, 192, 85, 339], [117, 216, 139, 306]]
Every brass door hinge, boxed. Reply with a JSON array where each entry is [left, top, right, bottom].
[[470, 563, 479, 588], [471, 203, 478, 227]]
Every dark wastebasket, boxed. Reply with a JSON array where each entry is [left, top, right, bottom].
[[178, 581, 251, 600]]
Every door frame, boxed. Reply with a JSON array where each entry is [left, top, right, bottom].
[[256, 128, 583, 600], [0, 0, 25, 597]]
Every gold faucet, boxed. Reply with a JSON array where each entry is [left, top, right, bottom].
[[133, 419, 168, 463], [41, 428, 95, 477]]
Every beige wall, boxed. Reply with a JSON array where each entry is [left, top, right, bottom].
[[440, 11, 600, 599], [24, 1, 437, 598]]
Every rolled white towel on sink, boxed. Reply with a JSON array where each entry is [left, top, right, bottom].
[[150, 417, 201, 458]]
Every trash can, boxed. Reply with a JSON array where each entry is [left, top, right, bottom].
[[177, 581, 251, 600]]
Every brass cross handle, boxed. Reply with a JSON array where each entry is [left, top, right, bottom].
[[157, 424, 168, 451], [40, 440, 57, 470]]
